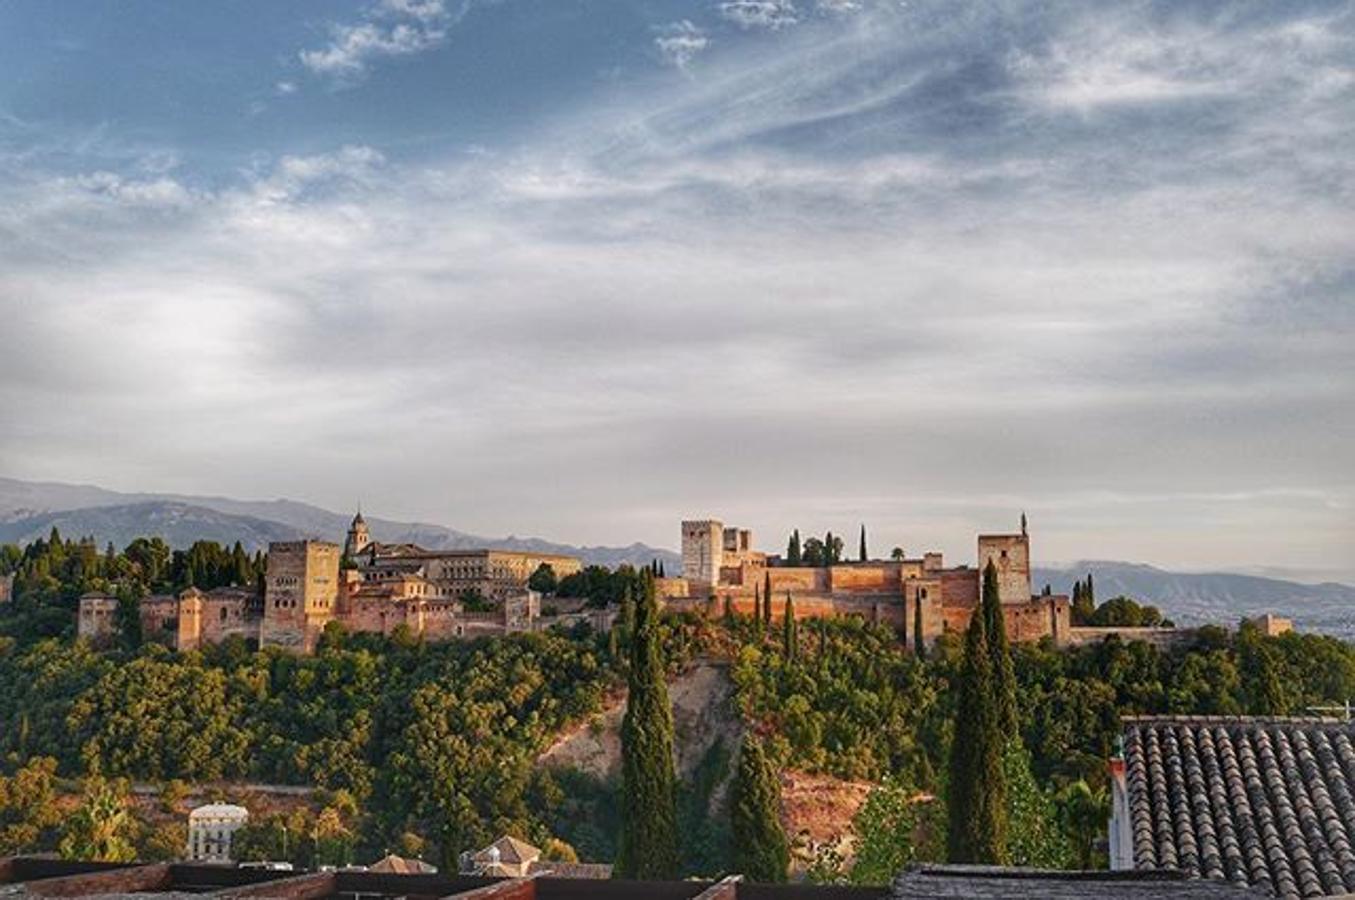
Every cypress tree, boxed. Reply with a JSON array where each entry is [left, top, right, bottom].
[[616, 571, 679, 879], [753, 584, 762, 634], [763, 570, 772, 611], [763, 582, 773, 628], [782, 593, 796, 659], [981, 560, 1018, 735], [913, 594, 925, 657], [947, 602, 1007, 863], [824, 531, 834, 566], [731, 734, 790, 882], [858, 525, 868, 562], [787, 531, 801, 566]]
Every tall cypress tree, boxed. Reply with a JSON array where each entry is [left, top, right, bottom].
[[616, 571, 679, 879], [858, 525, 868, 562], [763, 582, 773, 628], [913, 594, 925, 657], [782, 593, 796, 659], [731, 734, 790, 882], [947, 600, 1007, 864], [981, 560, 1018, 735], [787, 531, 801, 566], [824, 531, 834, 566]]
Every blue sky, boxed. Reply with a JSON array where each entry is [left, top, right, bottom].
[[1, 0, 1353, 579]]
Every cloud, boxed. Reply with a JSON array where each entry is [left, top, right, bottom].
[[298, 0, 477, 81], [654, 21, 710, 71], [815, 0, 861, 12], [719, 0, 799, 30], [2, 0, 1353, 573]]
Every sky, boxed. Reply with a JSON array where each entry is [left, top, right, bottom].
[[1, 0, 1352, 581]]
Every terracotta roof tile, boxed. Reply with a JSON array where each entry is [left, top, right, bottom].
[[1124, 717, 1355, 897]]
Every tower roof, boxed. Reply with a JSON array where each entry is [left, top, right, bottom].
[[351, 509, 367, 528]]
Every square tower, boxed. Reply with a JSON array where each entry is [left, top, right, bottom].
[[976, 531, 1032, 605], [262, 540, 340, 652], [681, 520, 724, 585]]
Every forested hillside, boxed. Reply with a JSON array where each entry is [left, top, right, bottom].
[[4, 533, 1355, 880]]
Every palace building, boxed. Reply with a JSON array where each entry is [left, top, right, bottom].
[[79, 511, 584, 655], [666, 514, 1072, 647]]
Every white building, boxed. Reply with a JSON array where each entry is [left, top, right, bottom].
[[187, 803, 250, 863]]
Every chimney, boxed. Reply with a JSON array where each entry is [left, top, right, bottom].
[[1107, 734, 1130, 870]]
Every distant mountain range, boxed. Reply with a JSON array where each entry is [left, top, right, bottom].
[[3, 476, 1352, 638], [0, 476, 680, 570], [1034, 561, 1355, 639]]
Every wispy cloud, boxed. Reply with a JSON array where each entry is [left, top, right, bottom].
[[654, 21, 710, 71], [298, 0, 477, 81], [2, 0, 1352, 571], [719, 0, 799, 31]]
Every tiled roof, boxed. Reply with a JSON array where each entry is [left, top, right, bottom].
[[1124, 717, 1355, 898], [526, 861, 613, 879], [473, 835, 540, 866], [891, 864, 1261, 898], [367, 854, 437, 874]]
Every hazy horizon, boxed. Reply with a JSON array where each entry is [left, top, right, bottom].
[[2, 1, 1352, 582]]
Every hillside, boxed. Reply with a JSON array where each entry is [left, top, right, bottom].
[[1035, 560, 1355, 639], [0, 501, 304, 551], [538, 660, 869, 875], [0, 475, 680, 569]]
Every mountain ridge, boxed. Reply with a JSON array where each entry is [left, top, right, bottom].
[[0, 476, 680, 570], [3, 476, 1352, 637]]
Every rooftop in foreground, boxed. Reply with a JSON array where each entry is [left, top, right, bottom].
[[0, 858, 1268, 900]]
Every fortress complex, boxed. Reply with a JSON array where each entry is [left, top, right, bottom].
[[670, 515, 1071, 647], [79, 512, 585, 654]]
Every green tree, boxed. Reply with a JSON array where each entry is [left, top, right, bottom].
[[59, 779, 137, 862], [802, 538, 825, 567], [850, 777, 943, 885], [528, 563, 558, 594], [114, 583, 143, 650], [981, 561, 1018, 734], [786, 530, 802, 567], [730, 734, 789, 882], [913, 597, 924, 657], [859, 526, 868, 562], [946, 602, 1007, 864], [1056, 780, 1109, 870], [890, 547, 905, 561], [615, 571, 679, 879], [1003, 741, 1070, 868], [0, 756, 62, 855], [782, 594, 797, 660]]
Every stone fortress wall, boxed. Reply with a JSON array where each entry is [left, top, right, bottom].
[[78, 514, 581, 655], [675, 515, 1071, 647]]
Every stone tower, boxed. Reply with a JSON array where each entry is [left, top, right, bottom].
[[976, 516, 1033, 605], [261, 540, 340, 652], [681, 520, 724, 585], [344, 510, 371, 559]]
